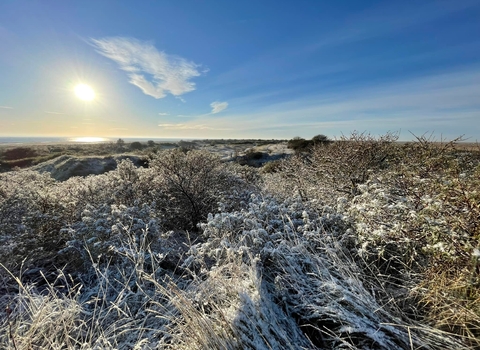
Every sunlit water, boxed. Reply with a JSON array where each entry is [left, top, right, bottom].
[[0, 137, 189, 145]]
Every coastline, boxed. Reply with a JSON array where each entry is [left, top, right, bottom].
[[0, 137, 192, 146]]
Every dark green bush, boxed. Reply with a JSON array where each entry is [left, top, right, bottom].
[[2, 147, 37, 161], [312, 134, 331, 145], [130, 141, 143, 151], [287, 137, 312, 152]]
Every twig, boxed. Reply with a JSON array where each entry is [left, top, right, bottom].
[[6, 304, 18, 350]]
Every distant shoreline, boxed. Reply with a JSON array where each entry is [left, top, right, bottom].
[[0, 137, 192, 146], [0, 137, 287, 146]]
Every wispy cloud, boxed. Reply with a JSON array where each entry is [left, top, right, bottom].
[[158, 112, 169, 115], [210, 101, 228, 114], [91, 37, 202, 99], [0, 106, 13, 109], [44, 111, 65, 115], [158, 123, 232, 131]]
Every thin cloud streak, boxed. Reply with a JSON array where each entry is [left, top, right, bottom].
[[158, 112, 169, 115], [0, 106, 13, 109], [44, 111, 65, 115], [228, 66, 480, 117], [158, 123, 232, 131], [276, 67, 480, 116], [210, 101, 228, 114], [91, 37, 202, 99]]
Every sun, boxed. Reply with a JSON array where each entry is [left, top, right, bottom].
[[74, 84, 95, 101]]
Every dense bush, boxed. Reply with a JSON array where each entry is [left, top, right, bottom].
[[286, 134, 330, 151], [268, 132, 398, 202], [1, 147, 38, 161], [311, 133, 330, 145], [130, 141, 144, 150], [345, 137, 480, 339], [236, 150, 268, 167], [147, 149, 247, 230], [264, 132, 480, 345], [0, 150, 252, 273], [287, 136, 312, 152]]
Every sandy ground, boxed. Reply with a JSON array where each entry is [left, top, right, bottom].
[[21, 139, 480, 181], [6, 141, 293, 180], [195, 141, 293, 160]]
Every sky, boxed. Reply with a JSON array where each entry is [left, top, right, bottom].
[[0, 0, 479, 141]]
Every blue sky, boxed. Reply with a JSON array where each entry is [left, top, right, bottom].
[[0, 0, 479, 140]]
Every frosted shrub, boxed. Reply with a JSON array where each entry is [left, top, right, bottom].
[[264, 131, 398, 203], [0, 171, 65, 272], [59, 159, 147, 211], [264, 133, 480, 345], [59, 202, 161, 270], [176, 195, 463, 349], [148, 150, 251, 230], [342, 137, 480, 341], [0, 152, 253, 275]]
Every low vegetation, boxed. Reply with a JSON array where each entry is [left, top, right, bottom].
[[1, 133, 479, 349]]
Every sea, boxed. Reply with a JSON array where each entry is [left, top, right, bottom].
[[0, 137, 189, 146]]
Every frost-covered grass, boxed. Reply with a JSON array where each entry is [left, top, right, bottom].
[[1, 138, 479, 349], [1, 195, 466, 349]]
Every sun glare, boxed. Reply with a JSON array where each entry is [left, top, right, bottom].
[[74, 84, 95, 101]]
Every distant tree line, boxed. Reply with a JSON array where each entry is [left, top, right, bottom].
[[115, 139, 157, 152]]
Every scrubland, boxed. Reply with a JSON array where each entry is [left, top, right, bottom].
[[1, 133, 479, 349]]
